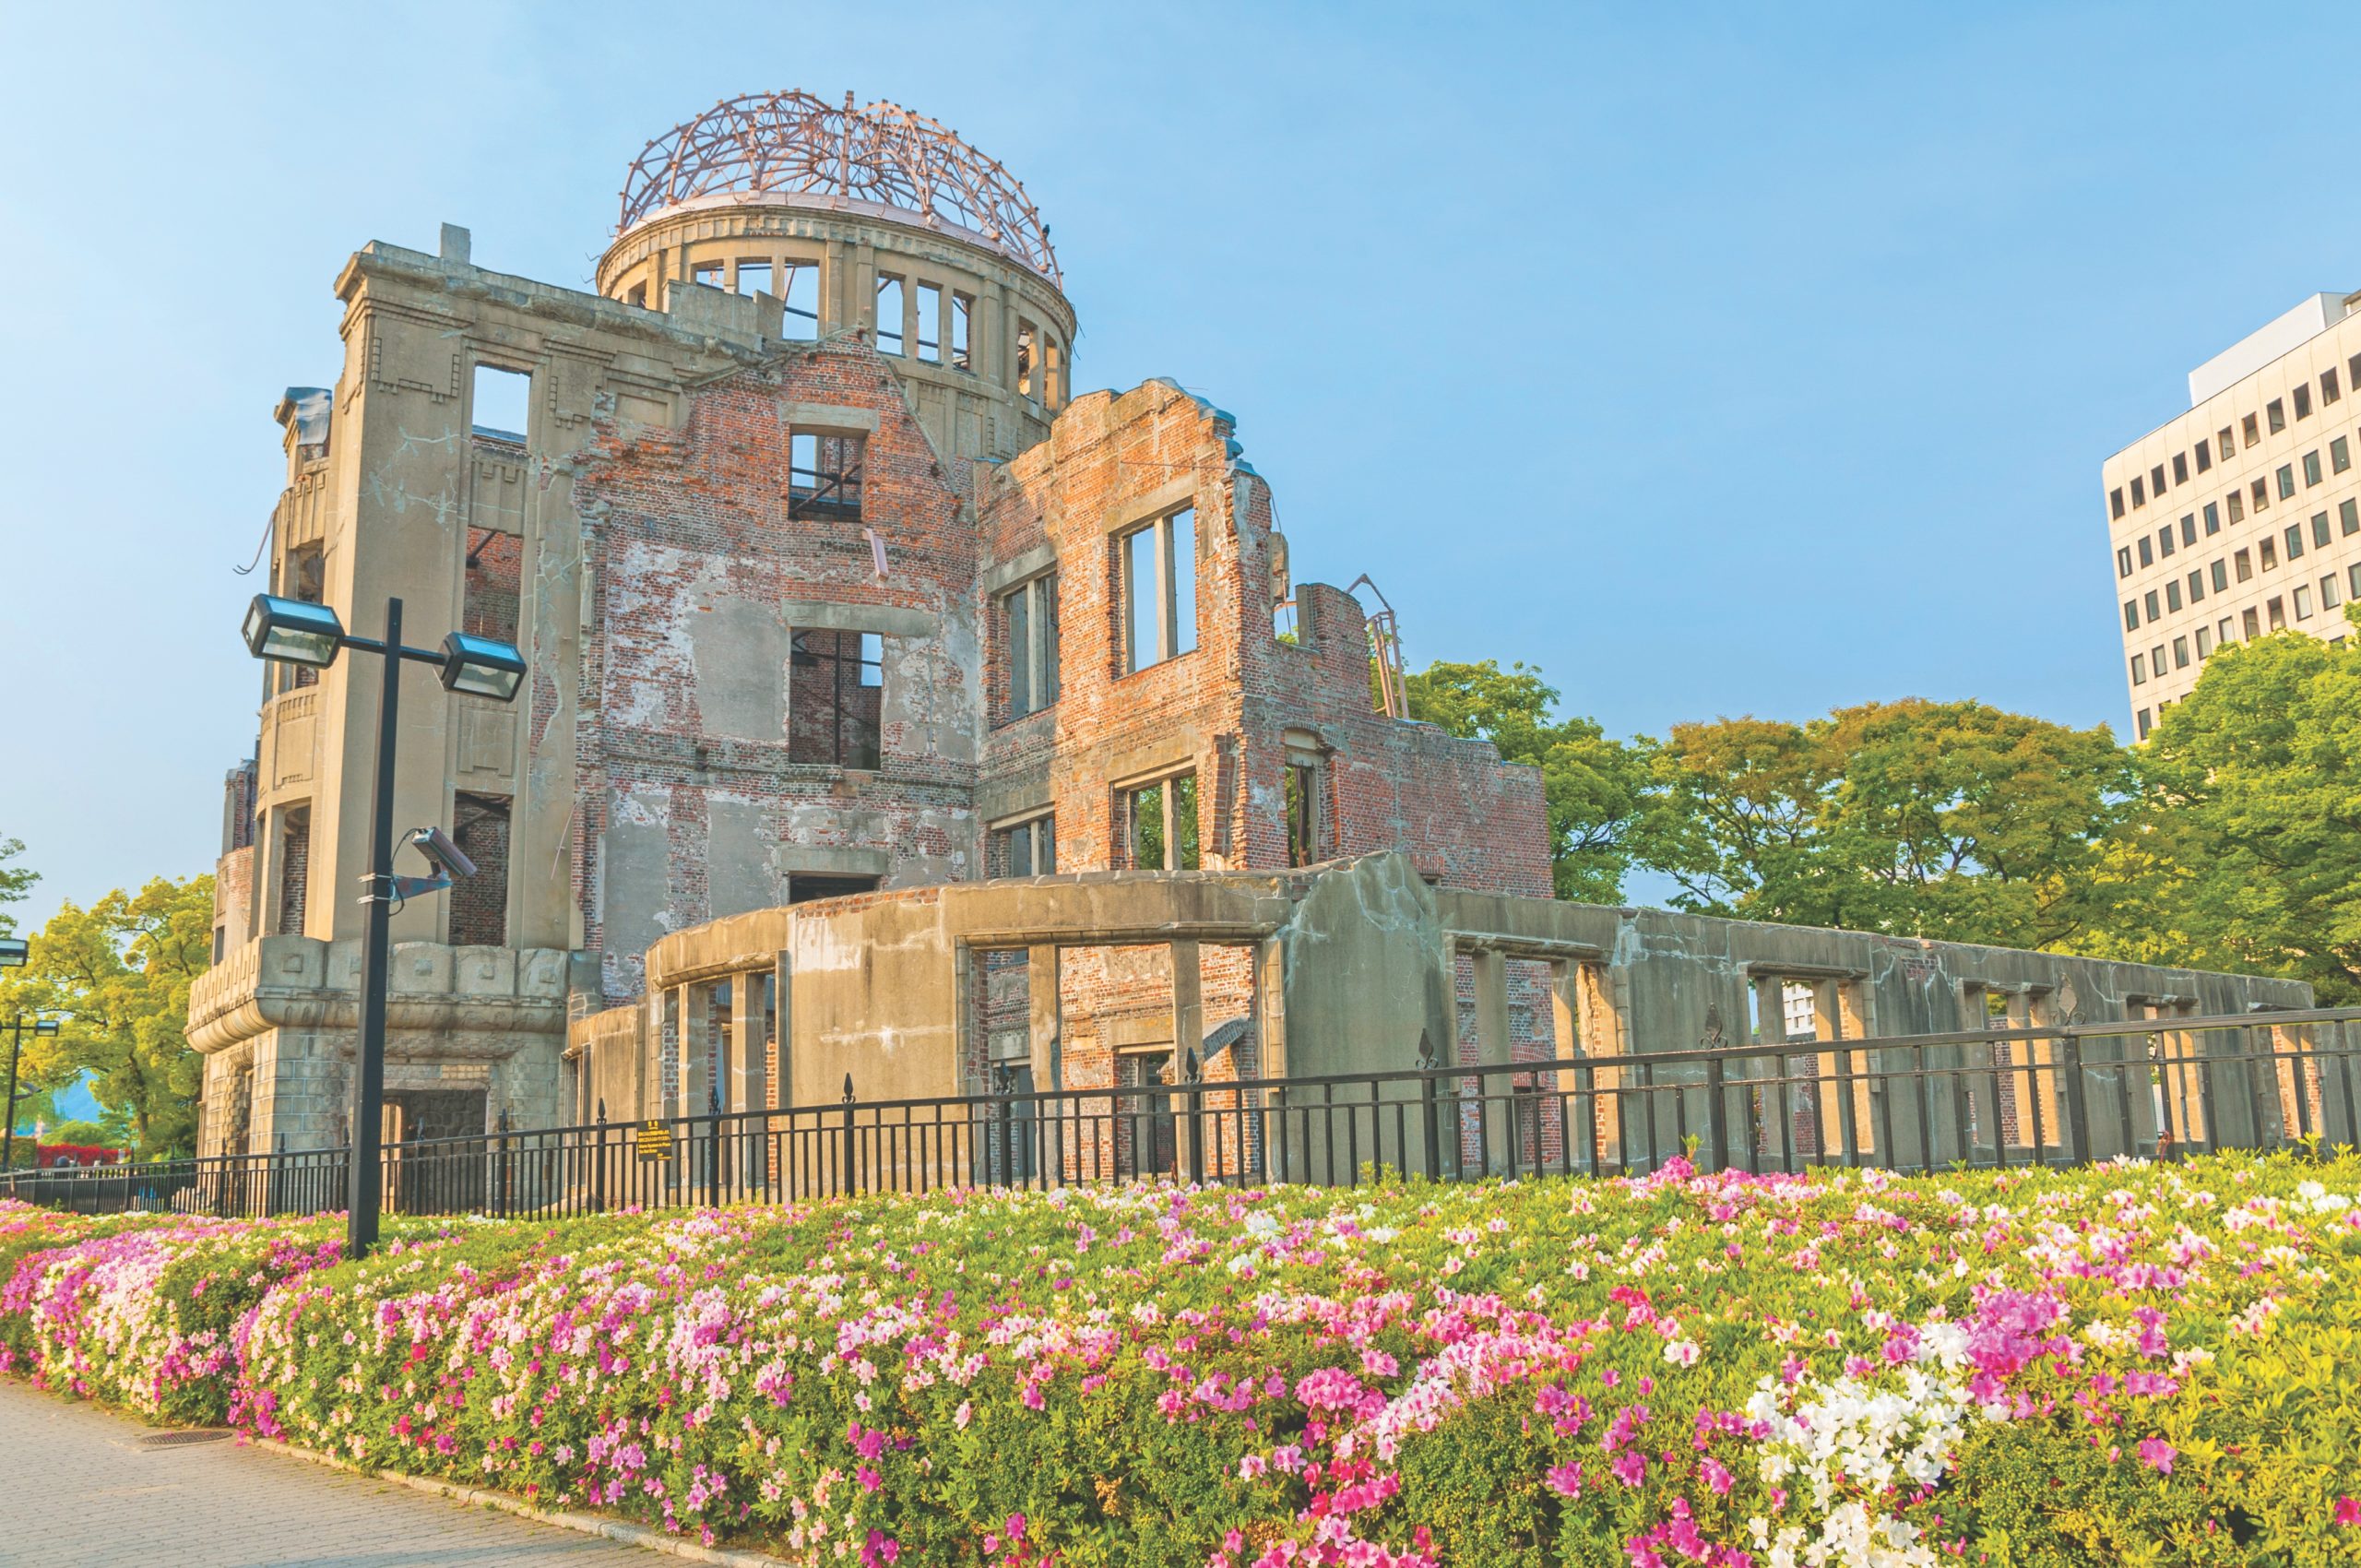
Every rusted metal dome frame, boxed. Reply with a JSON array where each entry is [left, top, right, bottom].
[[619, 90, 1061, 287]]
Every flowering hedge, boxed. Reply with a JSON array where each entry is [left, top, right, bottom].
[[5, 1152, 2361, 1566]]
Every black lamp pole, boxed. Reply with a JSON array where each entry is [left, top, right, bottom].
[[2, 1013, 59, 1172], [242, 589, 525, 1263]]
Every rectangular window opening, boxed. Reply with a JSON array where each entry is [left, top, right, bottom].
[[788, 629, 884, 769], [1122, 773, 1201, 871], [999, 573, 1061, 721], [463, 527, 523, 647], [1285, 759, 1322, 868], [2295, 383, 2313, 420], [736, 260, 771, 298], [2269, 399, 2286, 434], [449, 792, 511, 946], [991, 814, 1057, 877], [781, 264, 820, 338], [915, 282, 943, 362], [470, 363, 532, 445], [1121, 506, 1199, 673], [874, 275, 906, 355], [950, 293, 973, 372], [789, 431, 864, 519]]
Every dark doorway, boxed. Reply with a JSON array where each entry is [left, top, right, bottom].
[[383, 1088, 488, 1213], [788, 873, 881, 904], [1118, 1050, 1175, 1178]]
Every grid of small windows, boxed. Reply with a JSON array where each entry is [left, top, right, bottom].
[[2116, 380, 2361, 722]]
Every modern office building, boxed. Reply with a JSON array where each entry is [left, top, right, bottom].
[[2105, 292, 2361, 738]]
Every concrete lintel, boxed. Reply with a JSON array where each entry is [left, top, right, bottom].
[[1446, 932, 1607, 962], [980, 540, 1058, 596], [777, 845, 892, 878], [782, 400, 881, 434], [779, 599, 934, 638], [1102, 474, 1200, 536], [1740, 959, 1869, 981], [955, 921, 1280, 950]]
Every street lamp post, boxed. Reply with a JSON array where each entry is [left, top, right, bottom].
[[242, 593, 526, 1260], [1, 939, 63, 1174]]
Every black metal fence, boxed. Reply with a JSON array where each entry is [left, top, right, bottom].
[[7, 1007, 2357, 1220]]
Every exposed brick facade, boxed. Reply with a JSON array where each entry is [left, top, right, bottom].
[[567, 350, 1547, 1012]]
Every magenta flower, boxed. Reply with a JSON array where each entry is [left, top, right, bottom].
[[2335, 1496, 2361, 1527], [1546, 1462, 1584, 1498], [2138, 1438, 2176, 1475]]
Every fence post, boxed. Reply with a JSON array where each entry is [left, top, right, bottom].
[[840, 1074, 859, 1197], [593, 1099, 609, 1214], [1703, 1054, 1727, 1173], [705, 1085, 722, 1208], [1415, 1034, 1442, 1180], [2060, 1031, 2092, 1164], [1183, 1048, 1205, 1187]]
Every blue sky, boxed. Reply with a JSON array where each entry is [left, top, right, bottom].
[[3, 1, 2356, 920]]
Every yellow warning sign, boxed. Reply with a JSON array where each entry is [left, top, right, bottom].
[[635, 1122, 674, 1161]]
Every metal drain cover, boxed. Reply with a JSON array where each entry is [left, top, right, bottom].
[[137, 1429, 231, 1448]]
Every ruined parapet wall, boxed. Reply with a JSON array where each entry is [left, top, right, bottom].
[[571, 341, 984, 1004], [185, 935, 584, 1153]]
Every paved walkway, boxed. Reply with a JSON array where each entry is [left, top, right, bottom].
[[0, 1377, 658, 1567]]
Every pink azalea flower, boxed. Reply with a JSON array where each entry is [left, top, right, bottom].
[[2138, 1438, 2176, 1475]]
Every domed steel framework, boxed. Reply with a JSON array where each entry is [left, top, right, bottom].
[[619, 91, 1061, 286]]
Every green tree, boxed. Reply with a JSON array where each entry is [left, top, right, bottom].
[[0, 836, 33, 938], [1655, 698, 2138, 949], [1404, 659, 1666, 902], [0, 875, 214, 1156], [2132, 624, 2361, 1002]]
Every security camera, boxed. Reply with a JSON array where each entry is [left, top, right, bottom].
[[408, 825, 478, 883]]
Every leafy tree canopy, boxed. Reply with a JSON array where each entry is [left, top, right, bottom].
[[0, 874, 214, 1157]]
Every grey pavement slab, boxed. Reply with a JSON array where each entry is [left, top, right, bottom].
[[0, 1377, 658, 1567]]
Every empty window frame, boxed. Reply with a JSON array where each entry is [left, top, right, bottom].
[[691, 261, 724, 289], [874, 275, 906, 355], [781, 264, 821, 338], [1120, 506, 1199, 673], [915, 282, 943, 362], [788, 432, 863, 518], [2172, 453, 2189, 484], [735, 260, 771, 297], [277, 543, 326, 693], [2295, 383, 2314, 420], [2304, 450, 2323, 486], [625, 282, 648, 308], [2203, 501, 2220, 534], [1000, 572, 1061, 720], [1122, 772, 1200, 871], [991, 813, 1056, 877], [1284, 754, 1323, 868], [448, 792, 511, 946], [1043, 337, 1063, 406], [463, 527, 523, 647], [950, 292, 974, 371], [788, 873, 880, 905], [787, 630, 884, 769], [471, 363, 531, 445], [276, 804, 311, 935], [1014, 321, 1038, 398], [2268, 399, 2286, 434]]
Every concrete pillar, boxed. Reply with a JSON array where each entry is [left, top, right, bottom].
[[676, 984, 709, 1120], [1028, 945, 1062, 1089], [1837, 980, 1877, 1158], [1473, 947, 1511, 1172], [772, 953, 792, 1110], [1171, 939, 1203, 1177], [729, 976, 761, 1116], [1749, 975, 1790, 1170]]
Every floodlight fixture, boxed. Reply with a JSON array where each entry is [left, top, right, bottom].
[[242, 594, 345, 668], [438, 633, 527, 702]]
